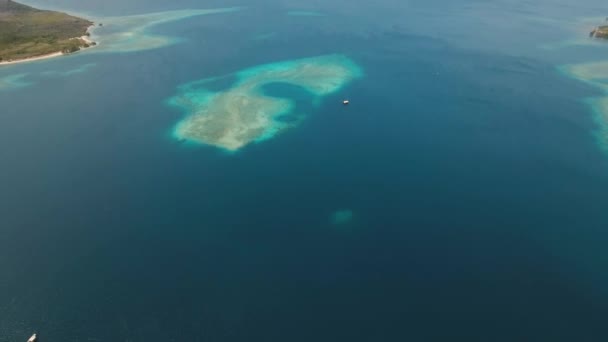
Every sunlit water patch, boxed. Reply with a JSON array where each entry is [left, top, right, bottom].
[[547, 14, 608, 154], [167, 54, 363, 151]]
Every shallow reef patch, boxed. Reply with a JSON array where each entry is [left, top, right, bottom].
[[330, 209, 354, 225], [90, 8, 242, 53], [167, 54, 363, 151], [0, 74, 31, 91], [561, 61, 608, 152]]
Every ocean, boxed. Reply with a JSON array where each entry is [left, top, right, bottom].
[[2, 0, 608, 340]]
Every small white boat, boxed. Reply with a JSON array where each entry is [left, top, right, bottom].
[[343, 100, 350, 105], [27, 333, 37, 342]]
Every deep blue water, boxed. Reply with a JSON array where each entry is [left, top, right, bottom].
[[2, 0, 608, 341]]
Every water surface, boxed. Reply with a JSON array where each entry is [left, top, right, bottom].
[[2, 0, 608, 341]]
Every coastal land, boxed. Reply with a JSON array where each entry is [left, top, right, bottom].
[[0, 0, 95, 65], [590, 25, 608, 39]]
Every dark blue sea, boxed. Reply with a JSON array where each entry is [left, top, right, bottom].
[[2, 0, 608, 341]]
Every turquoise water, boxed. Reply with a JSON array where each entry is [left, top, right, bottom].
[[2, 0, 608, 341], [167, 54, 362, 150]]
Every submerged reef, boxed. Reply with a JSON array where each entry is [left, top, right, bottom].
[[330, 209, 354, 225], [550, 17, 608, 154], [0, 73, 30, 91], [167, 54, 362, 151], [91, 8, 241, 53], [0, 64, 96, 92], [562, 61, 608, 151], [40, 63, 97, 77]]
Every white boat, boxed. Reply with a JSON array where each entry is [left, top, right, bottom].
[[27, 333, 37, 342], [343, 100, 350, 105]]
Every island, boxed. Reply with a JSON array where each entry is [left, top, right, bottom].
[[590, 26, 608, 39], [0, 0, 95, 64]]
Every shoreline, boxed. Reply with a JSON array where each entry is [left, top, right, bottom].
[[0, 52, 65, 66], [0, 25, 98, 67]]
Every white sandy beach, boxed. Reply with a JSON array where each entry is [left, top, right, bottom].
[[0, 52, 65, 66]]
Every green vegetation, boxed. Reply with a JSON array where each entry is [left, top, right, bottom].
[[0, 0, 93, 62], [591, 26, 608, 39]]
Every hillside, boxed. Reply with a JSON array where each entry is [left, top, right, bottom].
[[0, 0, 94, 62]]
